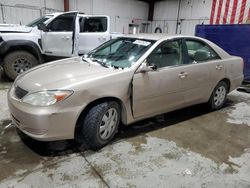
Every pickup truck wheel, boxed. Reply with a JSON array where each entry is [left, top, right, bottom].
[[209, 81, 228, 110], [82, 101, 120, 150], [3, 51, 39, 80]]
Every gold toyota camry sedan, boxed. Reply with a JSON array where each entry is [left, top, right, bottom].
[[8, 34, 244, 149]]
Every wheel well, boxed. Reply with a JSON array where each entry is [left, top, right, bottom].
[[3, 46, 42, 63], [74, 97, 126, 139], [220, 78, 231, 92]]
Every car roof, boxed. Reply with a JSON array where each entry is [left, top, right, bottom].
[[47, 11, 108, 18], [121, 33, 231, 59], [47, 11, 81, 16], [122, 33, 203, 41]]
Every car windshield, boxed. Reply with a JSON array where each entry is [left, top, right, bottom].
[[86, 37, 155, 69], [26, 15, 53, 27]]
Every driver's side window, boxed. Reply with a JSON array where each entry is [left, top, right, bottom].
[[47, 13, 75, 32], [147, 39, 183, 68]]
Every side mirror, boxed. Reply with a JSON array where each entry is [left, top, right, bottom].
[[37, 23, 49, 32], [138, 60, 157, 73]]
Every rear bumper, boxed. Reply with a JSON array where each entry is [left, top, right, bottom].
[[8, 86, 83, 141], [238, 81, 250, 93], [230, 75, 244, 92]]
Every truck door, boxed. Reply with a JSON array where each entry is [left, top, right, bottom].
[[41, 13, 77, 57], [78, 16, 110, 55]]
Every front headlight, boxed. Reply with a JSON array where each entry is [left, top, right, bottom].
[[22, 90, 73, 106]]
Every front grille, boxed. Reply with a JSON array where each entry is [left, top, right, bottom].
[[15, 86, 28, 99]]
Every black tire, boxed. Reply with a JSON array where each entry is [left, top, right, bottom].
[[82, 101, 120, 150], [209, 81, 228, 110], [3, 50, 39, 80]]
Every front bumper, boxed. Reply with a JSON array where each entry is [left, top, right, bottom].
[[8, 86, 83, 141]]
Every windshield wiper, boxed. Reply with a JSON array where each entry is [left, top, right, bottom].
[[91, 58, 109, 68], [82, 57, 92, 64]]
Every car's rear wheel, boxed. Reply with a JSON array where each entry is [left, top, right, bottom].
[[82, 101, 120, 150], [3, 51, 39, 80], [209, 81, 228, 110]]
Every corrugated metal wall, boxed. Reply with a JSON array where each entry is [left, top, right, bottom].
[[0, 0, 63, 25], [154, 0, 211, 35], [0, 0, 149, 33], [0, 0, 212, 35]]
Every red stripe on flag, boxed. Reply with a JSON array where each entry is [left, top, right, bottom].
[[230, 0, 238, 24], [210, 0, 217, 24], [216, 0, 223, 24], [223, 0, 230, 24], [239, 0, 247, 23]]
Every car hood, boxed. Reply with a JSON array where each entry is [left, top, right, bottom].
[[0, 24, 32, 33], [15, 57, 124, 92]]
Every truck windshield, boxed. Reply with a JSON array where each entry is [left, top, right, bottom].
[[26, 15, 53, 27], [87, 37, 155, 69]]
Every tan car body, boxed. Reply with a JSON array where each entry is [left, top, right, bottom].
[[8, 34, 244, 141]]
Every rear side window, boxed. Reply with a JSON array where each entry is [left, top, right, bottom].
[[47, 13, 75, 32], [79, 17, 107, 33], [185, 40, 220, 63]]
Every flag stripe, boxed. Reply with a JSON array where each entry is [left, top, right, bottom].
[[230, 0, 238, 23], [216, 0, 224, 24], [210, 0, 217, 24], [243, 1, 250, 22], [223, 0, 230, 23], [211, 0, 250, 24], [235, 0, 243, 22], [227, 0, 235, 23], [239, 0, 247, 23], [213, 0, 220, 23]]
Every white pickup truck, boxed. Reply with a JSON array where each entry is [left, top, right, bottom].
[[0, 11, 121, 80]]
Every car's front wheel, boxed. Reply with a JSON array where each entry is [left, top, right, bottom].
[[209, 81, 228, 110], [82, 101, 120, 149]]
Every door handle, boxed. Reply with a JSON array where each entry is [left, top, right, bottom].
[[98, 37, 106, 42], [216, 65, 223, 70], [178, 72, 188, 79], [61, 36, 70, 40]]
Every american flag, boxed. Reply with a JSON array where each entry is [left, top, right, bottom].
[[210, 0, 250, 24]]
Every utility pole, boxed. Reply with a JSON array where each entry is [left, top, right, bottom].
[[175, 0, 181, 34]]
